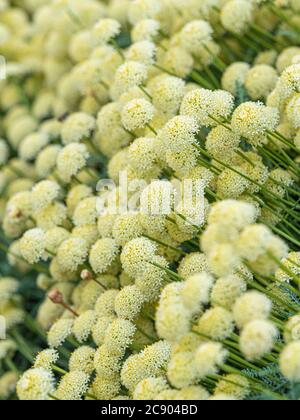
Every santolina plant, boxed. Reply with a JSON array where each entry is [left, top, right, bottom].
[[0, 0, 300, 401]]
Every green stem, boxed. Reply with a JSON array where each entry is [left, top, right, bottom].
[[0, 241, 50, 275], [153, 64, 178, 77], [265, 222, 300, 249], [4, 357, 20, 375], [268, 3, 300, 35], [268, 252, 300, 286], [143, 234, 188, 256], [203, 66, 220, 89], [10, 330, 34, 363], [148, 260, 183, 282], [250, 23, 286, 47], [52, 365, 68, 375], [247, 31, 274, 51], [135, 326, 157, 342], [267, 130, 299, 153], [49, 394, 61, 401], [195, 144, 300, 211], [139, 85, 153, 101], [190, 70, 214, 90], [146, 123, 158, 135], [221, 365, 288, 400]]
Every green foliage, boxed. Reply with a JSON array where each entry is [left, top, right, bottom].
[[288, 382, 300, 400], [235, 82, 250, 106]]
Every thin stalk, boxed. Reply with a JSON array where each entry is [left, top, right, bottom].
[[195, 144, 300, 211], [236, 149, 255, 167], [201, 44, 227, 71], [208, 114, 232, 130], [265, 222, 300, 249], [228, 352, 261, 371], [175, 211, 202, 231], [220, 365, 288, 400], [52, 365, 68, 376], [269, 144, 300, 179], [249, 278, 299, 313], [0, 241, 50, 275], [4, 357, 20, 375], [85, 393, 97, 400], [268, 3, 300, 35], [93, 278, 108, 290], [190, 70, 215, 90], [231, 32, 261, 53], [192, 329, 251, 369], [269, 316, 285, 331], [248, 193, 300, 237], [143, 234, 188, 256], [67, 337, 81, 348], [246, 31, 275, 51], [240, 269, 299, 313], [267, 130, 299, 153], [10, 332, 34, 363], [148, 260, 183, 282], [84, 138, 103, 157], [61, 302, 79, 318], [268, 252, 300, 287], [49, 394, 61, 401], [257, 145, 296, 176], [250, 23, 286, 47], [153, 64, 178, 77], [146, 123, 158, 135], [135, 325, 157, 343], [139, 85, 153, 101], [203, 66, 220, 89]]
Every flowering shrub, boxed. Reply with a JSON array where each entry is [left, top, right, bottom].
[[0, 0, 300, 401]]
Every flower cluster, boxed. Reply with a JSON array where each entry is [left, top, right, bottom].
[[0, 0, 300, 402]]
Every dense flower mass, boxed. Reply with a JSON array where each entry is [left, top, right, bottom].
[[0, 0, 300, 402]]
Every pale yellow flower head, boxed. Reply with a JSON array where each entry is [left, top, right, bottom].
[[92, 18, 121, 44], [61, 112, 96, 145], [17, 368, 55, 401], [121, 98, 155, 131], [19, 228, 47, 265], [57, 143, 90, 183], [54, 371, 90, 401]]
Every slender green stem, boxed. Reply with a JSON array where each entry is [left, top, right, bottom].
[[268, 3, 300, 35], [221, 365, 288, 400], [10, 330, 34, 363], [146, 123, 158, 135], [4, 357, 20, 375], [195, 144, 300, 211], [266, 222, 300, 248], [203, 66, 220, 89], [267, 130, 299, 153], [190, 70, 215, 90], [148, 260, 183, 282], [52, 365, 68, 375], [139, 85, 153, 101], [153, 64, 178, 77], [268, 252, 300, 286], [0, 241, 50, 275], [247, 31, 275, 51], [250, 23, 286, 47], [143, 234, 188, 256], [135, 325, 157, 342]]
